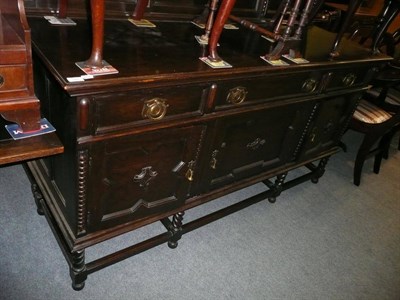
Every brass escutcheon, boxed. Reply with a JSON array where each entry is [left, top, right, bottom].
[[0, 75, 4, 88], [142, 98, 169, 120], [185, 169, 194, 182], [227, 86, 248, 104], [185, 161, 195, 182], [246, 138, 266, 150]]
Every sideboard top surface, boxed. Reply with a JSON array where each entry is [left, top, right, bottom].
[[28, 17, 391, 96]]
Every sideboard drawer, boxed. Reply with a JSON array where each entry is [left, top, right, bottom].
[[326, 67, 371, 91], [0, 66, 27, 94], [92, 84, 208, 134], [213, 71, 320, 110]]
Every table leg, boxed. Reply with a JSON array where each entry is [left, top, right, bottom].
[[58, 0, 68, 19], [84, 0, 105, 69], [208, 0, 236, 62], [132, 0, 149, 20]]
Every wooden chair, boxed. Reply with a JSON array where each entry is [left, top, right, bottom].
[[366, 84, 400, 155], [348, 95, 400, 186], [348, 52, 400, 186], [342, 0, 400, 185]]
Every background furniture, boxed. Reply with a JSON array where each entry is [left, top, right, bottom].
[[0, 0, 63, 165], [343, 0, 400, 185], [348, 97, 399, 185]]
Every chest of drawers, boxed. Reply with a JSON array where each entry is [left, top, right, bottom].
[[0, 0, 63, 165], [25, 17, 390, 289]]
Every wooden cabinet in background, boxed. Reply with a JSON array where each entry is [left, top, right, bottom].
[[0, 0, 62, 165]]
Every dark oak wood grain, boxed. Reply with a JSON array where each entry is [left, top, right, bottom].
[[24, 4, 391, 290]]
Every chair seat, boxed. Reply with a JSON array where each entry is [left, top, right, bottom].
[[353, 99, 393, 124]]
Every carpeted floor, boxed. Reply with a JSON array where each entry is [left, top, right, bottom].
[[0, 130, 399, 300]]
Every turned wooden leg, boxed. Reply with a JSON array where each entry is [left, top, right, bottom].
[[266, 172, 288, 203], [208, 0, 236, 62], [168, 211, 185, 249], [311, 156, 330, 183], [70, 250, 87, 291], [353, 134, 380, 186], [58, 0, 68, 19], [132, 0, 149, 20], [330, 0, 364, 58], [22, 163, 45, 215], [31, 183, 45, 216], [199, 0, 220, 44], [84, 0, 105, 69]]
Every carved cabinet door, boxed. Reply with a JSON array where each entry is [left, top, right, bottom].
[[85, 125, 204, 232], [298, 92, 360, 160], [203, 103, 313, 190]]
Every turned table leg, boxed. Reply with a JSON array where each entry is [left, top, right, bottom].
[[70, 250, 87, 291], [132, 0, 149, 20], [58, 0, 68, 19], [198, 0, 219, 44], [84, 0, 105, 69], [167, 211, 185, 249], [311, 156, 330, 183], [263, 172, 288, 203], [208, 0, 236, 62]]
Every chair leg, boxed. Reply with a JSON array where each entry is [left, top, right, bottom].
[[383, 126, 400, 159], [398, 134, 400, 151], [373, 136, 388, 174], [354, 133, 381, 186]]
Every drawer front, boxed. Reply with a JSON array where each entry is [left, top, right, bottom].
[[92, 85, 208, 134], [85, 125, 204, 232], [213, 71, 321, 110], [325, 66, 371, 91], [0, 66, 27, 93]]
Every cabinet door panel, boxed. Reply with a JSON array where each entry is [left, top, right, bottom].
[[206, 103, 313, 189], [86, 126, 203, 231], [299, 93, 360, 160]]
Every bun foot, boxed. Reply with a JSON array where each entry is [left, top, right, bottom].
[[72, 282, 85, 291], [168, 241, 178, 249]]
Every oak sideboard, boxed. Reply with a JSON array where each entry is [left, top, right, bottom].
[[25, 7, 390, 289]]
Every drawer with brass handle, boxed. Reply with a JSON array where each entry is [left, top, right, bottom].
[[90, 84, 209, 135], [213, 71, 320, 110], [325, 67, 372, 91]]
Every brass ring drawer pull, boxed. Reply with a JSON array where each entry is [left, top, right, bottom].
[[142, 98, 169, 120], [0, 75, 4, 88], [226, 86, 248, 104], [302, 78, 318, 93], [343, 73, 357, 87]]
